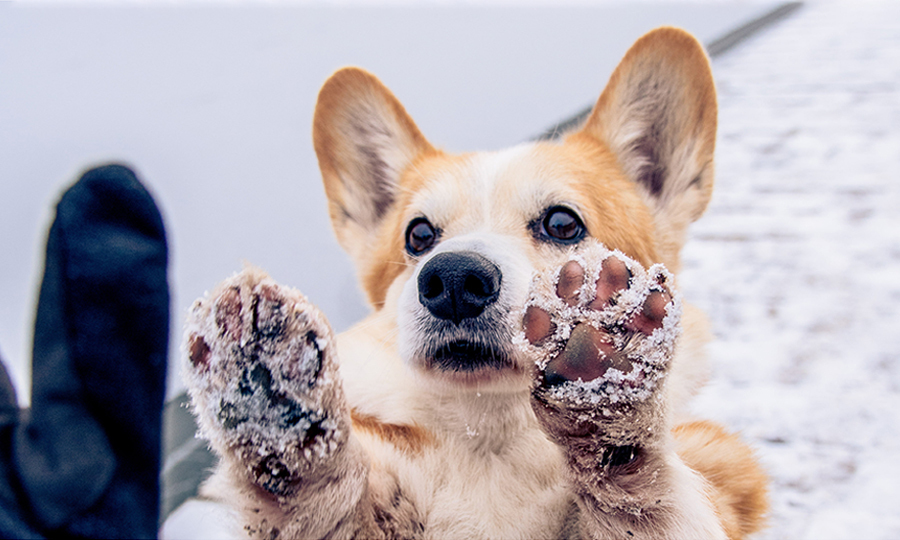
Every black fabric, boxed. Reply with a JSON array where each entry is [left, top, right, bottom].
[[0, 355, 42, 539], [0, 164, 169, 539]]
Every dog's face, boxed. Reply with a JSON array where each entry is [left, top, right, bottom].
[[385, 144, 663, 392], [313, 27, 717, 393]]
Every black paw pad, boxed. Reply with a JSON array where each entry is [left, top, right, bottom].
[[253, 454, 296, 496], [600, 444, 641, 469], [218, 400, 248, 430], [239, 361, 274, 398], [300, 331, 323, 386], [254, 284, 288, 338]]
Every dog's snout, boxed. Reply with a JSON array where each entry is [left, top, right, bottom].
[[418, 251, 501, 325]]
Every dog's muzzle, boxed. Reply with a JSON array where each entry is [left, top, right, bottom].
[[417, 251, 501, 326]]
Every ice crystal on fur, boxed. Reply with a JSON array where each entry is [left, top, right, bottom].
[[183, 267, 347, 483]]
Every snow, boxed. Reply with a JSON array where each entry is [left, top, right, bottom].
[[160, 499, 240, 540], [678, 2, 900, 538]]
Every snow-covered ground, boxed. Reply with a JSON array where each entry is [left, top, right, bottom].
[[679, 2, 900, 538]]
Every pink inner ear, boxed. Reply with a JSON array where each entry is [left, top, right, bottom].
[[314, 68, 435, 235]]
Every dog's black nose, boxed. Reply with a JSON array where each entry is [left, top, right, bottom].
[[418, 251, 501, 325]]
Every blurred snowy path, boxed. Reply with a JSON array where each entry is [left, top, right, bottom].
[[679, 2, 900, 539]]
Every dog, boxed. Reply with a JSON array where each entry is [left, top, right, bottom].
[[184, 26, 768, 539]]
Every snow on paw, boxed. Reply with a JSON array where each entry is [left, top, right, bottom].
[[183, 267, 346, 495], [520, 240, 681, 417]]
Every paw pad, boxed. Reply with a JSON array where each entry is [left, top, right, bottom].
[[543, 324, 626, 387], [518, 241, 681, 406], [189, 335, 211, 368], [214, 287, 244, 340], [183, 268, 344, 471]]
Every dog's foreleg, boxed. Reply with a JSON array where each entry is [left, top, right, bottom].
[[183, 268, 377, 539], [523, 242, 726, 540]]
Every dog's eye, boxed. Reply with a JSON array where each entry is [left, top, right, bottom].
[[541, 206, 586, 244], [405, 218, 438, 255]]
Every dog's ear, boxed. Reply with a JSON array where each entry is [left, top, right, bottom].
[[314, 67, 434, 261], [578, 27, 717, 228]]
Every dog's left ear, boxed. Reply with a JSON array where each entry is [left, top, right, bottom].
[[579, 27, 717, 229], [313, 67, 435, 264]]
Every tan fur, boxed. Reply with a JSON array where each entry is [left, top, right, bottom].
[[359, 152, 462, 308], [313, 68, 441, 307], [350, 409, 435, 455], [674, 421, 770, 540], [191, 26, 769, 540]]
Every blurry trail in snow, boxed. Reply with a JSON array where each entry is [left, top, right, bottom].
[[679, 2, 900, 539]]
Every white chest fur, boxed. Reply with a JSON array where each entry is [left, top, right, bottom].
[[419, 415, 573, 539]]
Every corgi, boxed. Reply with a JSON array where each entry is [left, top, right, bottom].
[[183, 27, 768, 540]]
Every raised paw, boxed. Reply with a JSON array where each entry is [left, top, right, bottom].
[[183, 267, 347, 495], [520, 241, 681, 444]]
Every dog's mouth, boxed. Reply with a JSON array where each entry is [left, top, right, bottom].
[[428, 339, 513, 373]]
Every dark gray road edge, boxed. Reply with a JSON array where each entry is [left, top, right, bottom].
[[535, 1, 803, 141], [160, 0, 804, 524]]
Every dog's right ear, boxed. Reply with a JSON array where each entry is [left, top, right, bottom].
[[574, 28, 717, 270], [313, 68, 435, 262]]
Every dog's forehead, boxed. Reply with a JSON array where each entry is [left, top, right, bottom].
[[410, 143, 585, 235]]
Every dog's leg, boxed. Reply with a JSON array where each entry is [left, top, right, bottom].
[[523, 242, 726, 540], [183, 268, 377, 539]]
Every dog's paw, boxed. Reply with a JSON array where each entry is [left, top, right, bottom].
[[520, 241, 681, 447], [183, 268, 346, 495]]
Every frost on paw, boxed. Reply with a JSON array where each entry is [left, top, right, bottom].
[[518, 241, 682, 409], [183, 268, 346, 495]]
